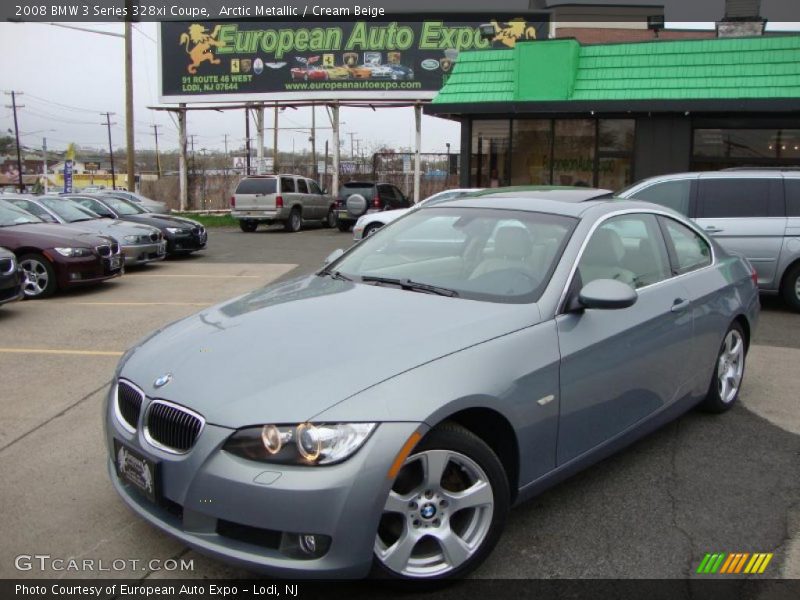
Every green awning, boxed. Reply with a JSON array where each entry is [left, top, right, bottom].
[[430, 35, 800, 109]]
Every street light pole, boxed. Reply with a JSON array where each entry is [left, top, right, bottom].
[[125, 20, 135, 191]]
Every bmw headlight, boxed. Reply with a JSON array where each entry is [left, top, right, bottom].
[[123, 235, 139, 243], [54, 247, 93, 258], [166, 227, 188, 234], [223, 423, 377, 465]]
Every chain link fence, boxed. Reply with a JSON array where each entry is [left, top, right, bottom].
[[140, 152, 461, 211]]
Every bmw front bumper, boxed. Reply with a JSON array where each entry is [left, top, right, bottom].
[[105, 387, 423, 578], [121, 241, 167, 266]]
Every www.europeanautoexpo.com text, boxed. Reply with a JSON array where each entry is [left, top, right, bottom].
[[13, 4, 386, 19], [15, 583, 299, 597]]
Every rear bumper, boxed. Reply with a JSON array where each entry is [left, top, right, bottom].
[[232, 209, 287, 222]]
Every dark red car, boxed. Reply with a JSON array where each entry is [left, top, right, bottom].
[[0, 202, 123, 298]]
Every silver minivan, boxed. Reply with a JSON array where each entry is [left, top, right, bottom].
[[231, 174, 337, 233], [618, 169, 800, 310]]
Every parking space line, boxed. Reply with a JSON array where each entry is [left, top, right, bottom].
[[0, 348, 123, 357], [131, 274, 261, 279], [62, 302, 210, 307]]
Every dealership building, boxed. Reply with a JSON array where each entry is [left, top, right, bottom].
[[427, 33, 800, 190]]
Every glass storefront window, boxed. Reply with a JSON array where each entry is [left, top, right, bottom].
[[693, 128, 800, 170], [597, 157, 632, 191], [599, 120, 635, 153], [552, 120, 595, 187], [510, 120, 552, 185], [471, 120, 510, 188]]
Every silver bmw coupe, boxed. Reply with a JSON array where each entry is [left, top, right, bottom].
[[106, 195, 759, 580]]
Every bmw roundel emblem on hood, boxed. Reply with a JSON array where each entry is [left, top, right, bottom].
[[153, 373, 173, 389]]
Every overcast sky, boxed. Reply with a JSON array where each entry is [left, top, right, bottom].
[[1, 20, 798, 158]]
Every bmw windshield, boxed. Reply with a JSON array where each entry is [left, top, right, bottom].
[[39, 197, 100, 223], [329, 207, 576, 303]]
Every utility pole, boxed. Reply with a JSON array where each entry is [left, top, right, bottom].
[[102, 112, 117, 190], [177, 103, 188, 211], [152, 124, 162, 177], [244, 107, 251, 175], [273, 104, 279, 173], [346, 131, 356, 160], [124, 18, 135, 191], [42, 137, 48, 194], [5, 91, 25, 192], [255, 104, 265, 174], [310, 103, 317, 181]]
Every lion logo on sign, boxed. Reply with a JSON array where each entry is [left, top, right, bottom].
[[490, 18, 537, 48], [179, 24, 226, 74]]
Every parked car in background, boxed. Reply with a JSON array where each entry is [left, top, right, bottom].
[[469, 185, 612, 201], [336, 181, 411, 232], [231, 174, 336, 233], [0, 246, 23, 306], [106, 195, 757, 580], [617, 169, 800, 311], [0, 196, 166, 267], [352, 188, 481, 240], [97, 190, 169, 214], [65, 195, 207, 256], [0, 203, 122, 298]]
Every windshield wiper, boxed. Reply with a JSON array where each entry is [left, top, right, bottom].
[[317, 269, 352, 282], [360, 275, 459, 297]]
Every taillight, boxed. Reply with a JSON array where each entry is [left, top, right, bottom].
[[230, 196, 235, 208], [276, 195, 284, 208], [337, 199, 343, 208], [373, 195, 380, 209], [750, 265, 758, 286]]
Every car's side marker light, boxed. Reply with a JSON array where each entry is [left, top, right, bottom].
[[387, 432, 422, 479]]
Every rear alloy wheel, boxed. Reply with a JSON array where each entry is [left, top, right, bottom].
[[19, 254, 57, 299], [780, 263, 800, 312], [239, 220, 258, 233], [323, 207, 337, 229], [284, 207, 302, 233], [364, 222, 384, 238], [700, 322, 746, 413], [373, 423, 509, 580]]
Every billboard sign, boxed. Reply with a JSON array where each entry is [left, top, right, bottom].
[[159, 16, 549, 103]]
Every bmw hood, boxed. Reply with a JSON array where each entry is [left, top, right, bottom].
[[119, 275, 541, 427], [68, 219, 160, 239], [0, 223, 112, 247]]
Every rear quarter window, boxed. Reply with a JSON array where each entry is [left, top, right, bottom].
[[785, 179, 800, 217], [236, 178, 276, 195], [280, 177, 296, 193]]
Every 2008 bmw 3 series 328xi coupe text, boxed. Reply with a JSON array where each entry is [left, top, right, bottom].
[[105, 195, 759, 580]]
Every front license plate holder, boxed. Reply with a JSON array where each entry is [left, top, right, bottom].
[[114, 439, 159, 504]]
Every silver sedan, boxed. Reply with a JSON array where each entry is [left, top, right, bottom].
[[106, 196, 758, 580]]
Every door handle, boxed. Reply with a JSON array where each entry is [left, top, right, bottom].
[[671, 298, 690, 313], [704, 226, 723, 234]]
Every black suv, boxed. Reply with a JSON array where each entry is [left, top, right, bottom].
[[336, 181, 410, 232]]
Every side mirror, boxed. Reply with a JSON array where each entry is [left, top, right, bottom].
[[323, 248, 345, 266], [576, 279, 637, 310]]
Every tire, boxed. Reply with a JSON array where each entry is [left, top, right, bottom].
[[364, 222, 384, 238], [338, 222, 351, 233], [780, 263, 800, 312], [284, 207, 302, 233], [372, 422, 509, 581], [699, 322, 747, 413], [239, 220, 258, 233], [322, 207, 337, 229], [19, 253, 57, 299]]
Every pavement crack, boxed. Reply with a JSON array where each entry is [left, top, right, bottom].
[[666, 418, 698, 579], [0, 380, 110, 454], [140, 547, 193, 580]]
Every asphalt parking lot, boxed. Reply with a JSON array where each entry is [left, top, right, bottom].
[[0, 224, 798, 581]]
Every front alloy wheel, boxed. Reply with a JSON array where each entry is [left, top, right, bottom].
[[700, 322, 746, 413], [19, 254, 56, 298], [374, 424, 508, 579]]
